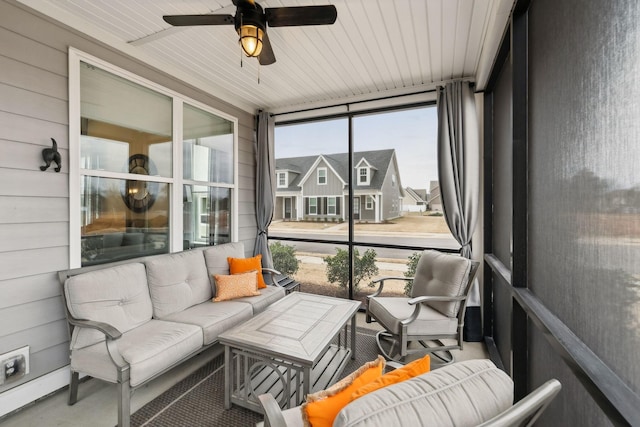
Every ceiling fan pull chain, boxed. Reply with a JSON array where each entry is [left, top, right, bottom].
[[240, 13, 244, 68], [258, 64, 260, 84]]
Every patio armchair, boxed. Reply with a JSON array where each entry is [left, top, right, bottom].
[[365, 249, 479, 362]]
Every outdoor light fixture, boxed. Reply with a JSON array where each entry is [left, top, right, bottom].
[[238, 23, 264, 57]]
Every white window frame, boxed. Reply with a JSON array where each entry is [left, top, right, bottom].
[[68, 48, 238, 268], [317, 167, 327, 185], [277, 171, 288, 188], [309, 197, 318, 215], [358, 167, 369, 185], [327, 197, 337, 215], [365, 196, 374, 210]]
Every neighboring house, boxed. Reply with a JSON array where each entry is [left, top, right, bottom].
[[427, 180, 443, 212], [274, 149, 405, 223], [403, 187, 427, 212]]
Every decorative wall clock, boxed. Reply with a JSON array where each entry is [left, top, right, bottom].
[[121, 154, 158, 213]]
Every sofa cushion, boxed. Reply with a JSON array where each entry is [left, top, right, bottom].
[[333, 359, 513, 427], [367, 296, 457, 336], [161, 300, 253, 345], [65, 263, 152, 350], [70, 319, 202, 387], [145, 250, 211, 318], [232, 286, 286, 315], [411, 250, 472, 317], [203, 242, 246, 294]]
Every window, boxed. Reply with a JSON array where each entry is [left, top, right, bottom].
[[71, 50, 237, 267], [308, 197, 318, 215], [365, 196, 374, 210], [277, 172, 288, 188], [392, 174, 397, 187], [317, 167, 327, 185], [359, 167, 368, 184], [328, 197, 336, 215]]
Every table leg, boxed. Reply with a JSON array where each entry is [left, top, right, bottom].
[[350, 313, 356, 360], [224, 346, 232, 409], [303, 366, 311, 403]]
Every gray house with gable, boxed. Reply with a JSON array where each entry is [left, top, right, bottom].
[[274, 149, 404, 223]]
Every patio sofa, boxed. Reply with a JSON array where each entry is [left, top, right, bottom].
[[257, 359, 561, 427], [58, 242, 286, 427]]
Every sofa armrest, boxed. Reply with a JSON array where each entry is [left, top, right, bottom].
[[258, 394, 288, 427], [68, 318, 122, 340], [262, 268, 283, 286]]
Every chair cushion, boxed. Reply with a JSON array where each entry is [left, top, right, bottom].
[[65, 263, 153, 350], [333, 359, 513, 427], [70, 319, 203, 387], [411, 250, 472, 317], [161, 300, 253, 345], [367, 296, 458, 336], [145, 250, 211, 318]]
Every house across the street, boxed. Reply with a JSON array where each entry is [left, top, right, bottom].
[[275, 149, 404, 223]]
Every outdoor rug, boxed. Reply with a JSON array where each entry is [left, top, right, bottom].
[[130, 327, 381, 427]]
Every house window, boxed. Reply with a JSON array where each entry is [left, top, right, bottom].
[[277, 172, 287, 188], [328, 197, 336, 215], [308, 197, 318, 215], [72, 51, 237, 267], [366, 196, 374, 210], [317, 167, 327, 185], [359, 167, 368, 184], [392, 174, 397, 187]]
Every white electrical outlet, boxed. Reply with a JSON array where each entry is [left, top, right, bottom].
[[0, 346, 29, 385]]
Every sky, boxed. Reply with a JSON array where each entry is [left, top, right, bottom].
[[274, 106, 439, 189]]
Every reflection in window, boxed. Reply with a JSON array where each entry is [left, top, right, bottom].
[[183, 185, 231, 248]]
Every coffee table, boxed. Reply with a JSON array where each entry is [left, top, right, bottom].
[[219, 292, 360, 412]]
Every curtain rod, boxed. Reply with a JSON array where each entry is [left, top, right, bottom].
[[271, 88, 437, 117]]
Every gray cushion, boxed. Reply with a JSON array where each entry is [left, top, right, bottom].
[[367, 296, 457, 336], [145, 250, 212, 318], [333, 359, 513, 427], [161, 300, 253, 345], [64, 263, 152, 350], [411, 250, 472, 317], [203, 242, 245, 294], [71, 319, 202, 387], [232, 286, 286, 315]]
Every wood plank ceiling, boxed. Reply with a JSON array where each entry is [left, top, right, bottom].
[[16, 0, 512, 114]]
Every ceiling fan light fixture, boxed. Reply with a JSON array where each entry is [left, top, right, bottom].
[[238, 24, 264, 57]]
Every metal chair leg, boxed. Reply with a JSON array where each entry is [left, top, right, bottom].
[[375, 331, 402, 361], [117, 380, 131, 427], [419, 340, 455, 365], [68, 370, 79, 405]]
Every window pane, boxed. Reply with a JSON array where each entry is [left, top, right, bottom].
[[80, 176, 169, 266], [183, 185, 231, 249], [183, 104, 234, 184], [353, 107, 458, 248], [80, 61, 172, 177]]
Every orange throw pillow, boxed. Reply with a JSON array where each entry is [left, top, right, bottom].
[[350, 354, 431, 401], [301, 356, 385, 427], [213, 271, 260, 302], [228, 255, 267, 289]]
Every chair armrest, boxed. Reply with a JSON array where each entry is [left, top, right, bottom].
[[262, 268, 283, 286], [258, 394, 288, 427], [477, 379, 561, 427], [401, 295, 467, 325], [368, 276, 412, 298], [68, 317, 122, 340]]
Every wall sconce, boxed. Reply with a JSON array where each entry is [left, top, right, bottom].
[[40, 138, 61, 172]]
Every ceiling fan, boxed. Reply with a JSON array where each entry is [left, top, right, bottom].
[[163, 0, 338, 66]]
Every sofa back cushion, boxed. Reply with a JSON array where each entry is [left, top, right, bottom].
[[65, 263, 152, 350], [145, 250, 211, 318], [411, 250, 472, 317], [334, 359, 513, 427], [203, 242, 245, 294]]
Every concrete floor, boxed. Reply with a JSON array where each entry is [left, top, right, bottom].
[[0, 312, 488, 427]]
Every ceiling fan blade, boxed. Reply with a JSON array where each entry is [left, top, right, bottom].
[[258, 32, 276, 65], [265, 5, 337, 27], [163, 14, 234, 26]]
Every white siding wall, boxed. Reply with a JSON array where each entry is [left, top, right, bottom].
[[0, 0, 256, 403]]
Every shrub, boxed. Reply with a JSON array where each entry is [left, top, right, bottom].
[[323, 248, 379, 292], [403, 252, 422, 296], [269, 242, 300, 276]]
